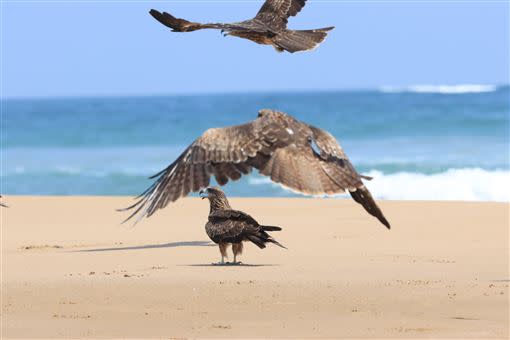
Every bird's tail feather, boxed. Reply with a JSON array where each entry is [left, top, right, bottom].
[[261, 225, 282, 231], [274, 27, 334, 53], [349, 186, 391, 229], [247, 235, 267, 249], [268, 238, 287, 249], [247, 231, 287, 250]]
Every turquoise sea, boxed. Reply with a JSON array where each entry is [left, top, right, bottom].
[[2, 85, 509, 201]]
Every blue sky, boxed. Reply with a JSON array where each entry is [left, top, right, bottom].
[[2, 1, 509, 98]]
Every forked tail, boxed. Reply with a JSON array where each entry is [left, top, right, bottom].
[[274, 27, 334, 53], [247, 227, 287, 249]]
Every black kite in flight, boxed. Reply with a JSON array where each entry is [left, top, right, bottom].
[[121, 109, 390, 230], [149, 0, 334, 53]]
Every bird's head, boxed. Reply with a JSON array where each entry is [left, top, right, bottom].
[[199, 186, 226, 200], [199, 187, 231, 210], [258, 108, 288, 120], [258, 108, 273, 117]]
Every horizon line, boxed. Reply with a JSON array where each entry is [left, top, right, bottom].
[[2, 83, 508, 101]]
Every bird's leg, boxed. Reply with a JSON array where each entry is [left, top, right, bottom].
[[232, 243, 243, 265], [213, 243, 228, 265]]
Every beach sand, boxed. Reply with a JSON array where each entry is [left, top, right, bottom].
[[2, 196, 508, 338]]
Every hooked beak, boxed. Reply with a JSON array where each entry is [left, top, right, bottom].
[[199, 189, 207, 200]]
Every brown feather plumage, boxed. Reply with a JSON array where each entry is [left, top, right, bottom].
[[203, 187, 286, 259], [149, 0, 334, 53], [120, 109, 390, 229]]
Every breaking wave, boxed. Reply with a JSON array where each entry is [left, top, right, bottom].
[[379, 84, 498, 94]]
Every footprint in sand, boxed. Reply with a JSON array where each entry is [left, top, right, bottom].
[[212, 325, 231, 330]]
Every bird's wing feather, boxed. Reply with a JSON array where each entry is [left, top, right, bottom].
[[259, 143, 362, 195], [120, 116, 289, 223], [308, 125, 347, 160], [258, 122, 390, 228], [210, 209, 259, 226], [149, 9, 248, 32], [254, 0, 307, 29], [207, 210, 259, 242]]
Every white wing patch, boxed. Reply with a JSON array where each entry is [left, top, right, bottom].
[[286, 128, 294, 135]]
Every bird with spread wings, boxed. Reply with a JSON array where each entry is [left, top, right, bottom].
[[121, 109, 391, 230], [149, 0, 334, 53]]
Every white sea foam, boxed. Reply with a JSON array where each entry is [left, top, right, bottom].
[[248, 168, 510, 202], [379, 84, 498, 94]]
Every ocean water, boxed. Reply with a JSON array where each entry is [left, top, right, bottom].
[[2, 85, 509, 201]]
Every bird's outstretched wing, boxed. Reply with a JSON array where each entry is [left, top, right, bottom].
[[120, 116, 291, 223], [121, 109, 389, 229], [254, 0, 307, 30], [307, 125, 390, 228], [149, 9, 247, 32], [254, 120, 390, 229]]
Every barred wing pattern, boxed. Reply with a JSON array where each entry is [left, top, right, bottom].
[[149, 10, 250, 32], [121, 110, 390, 229], [149, 0, 333, 53], [121, 115, 290, 222], [255, 0, 307, 29]]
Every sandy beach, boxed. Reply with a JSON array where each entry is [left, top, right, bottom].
[[1, 196, 508, 338]]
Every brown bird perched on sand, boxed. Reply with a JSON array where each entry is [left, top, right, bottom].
[[199, 187, 285, 265], [121, 109, 390, 230], [149, 0, 334, 53]]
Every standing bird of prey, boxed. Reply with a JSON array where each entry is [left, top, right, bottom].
[[120, 109, 391, 230], [149, 0, 334, 53], [200, 186, 285, 265]]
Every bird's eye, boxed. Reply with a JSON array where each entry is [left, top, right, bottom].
[[258, 109, 270, 117]]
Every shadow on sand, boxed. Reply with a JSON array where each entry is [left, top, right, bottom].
[[182, 263, 279, 267], [74, 240, 214, 253]]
